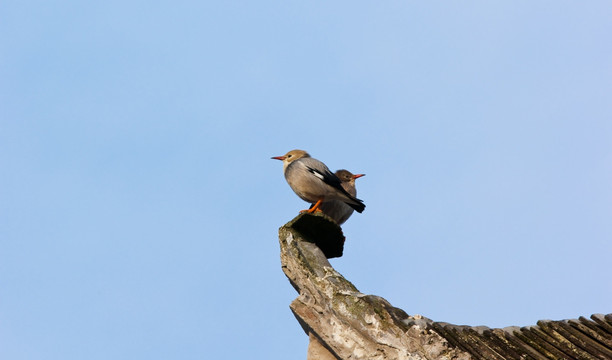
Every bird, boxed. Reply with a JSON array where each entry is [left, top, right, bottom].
[[271, 150, 365, 214], [316, 170, 365, 225]]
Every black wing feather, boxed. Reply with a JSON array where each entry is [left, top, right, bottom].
[[306, 166, 366, 213], [306, 166, 343, 191]]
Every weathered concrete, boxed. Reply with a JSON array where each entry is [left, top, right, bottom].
[[279, 213, 612, 360], [307, 332, 338, 360], [280, 213, 469, 360]]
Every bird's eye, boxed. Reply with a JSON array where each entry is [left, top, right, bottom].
[[287, 154, 292, 158]]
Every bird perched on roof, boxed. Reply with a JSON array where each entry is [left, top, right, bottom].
[[271, 150, 365, 214], [317, 170, 365, 225]]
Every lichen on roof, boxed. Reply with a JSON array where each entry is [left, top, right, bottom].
[[279, 213, 612, 360]]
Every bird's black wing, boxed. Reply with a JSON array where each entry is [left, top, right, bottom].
[[306, 166, 344, 191], [306, 166, 366, 213]]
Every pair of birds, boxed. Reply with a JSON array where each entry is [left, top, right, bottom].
[[272, 149, 365, 225]]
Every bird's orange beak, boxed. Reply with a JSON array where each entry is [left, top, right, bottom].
[[352, 174, 365, 179], [271, 156, 286, 161]]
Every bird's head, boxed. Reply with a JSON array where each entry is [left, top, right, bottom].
[[335, 169, 365, 184], [271, 150, 310, 169]]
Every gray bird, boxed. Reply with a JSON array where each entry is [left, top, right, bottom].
[[317, 170, 365, 225], [271, 150, 365, 214]]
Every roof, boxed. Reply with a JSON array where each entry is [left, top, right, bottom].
[[280, 213, 612, 360], [429, 314, 612, 360]]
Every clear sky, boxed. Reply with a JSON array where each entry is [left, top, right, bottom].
[[1, 1, 611, 359]]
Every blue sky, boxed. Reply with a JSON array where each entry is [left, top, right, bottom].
[[2, 1, 611, 359]]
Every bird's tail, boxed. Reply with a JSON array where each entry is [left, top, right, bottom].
[[335, 185, 366, 213], [345, 196, 365, 213]]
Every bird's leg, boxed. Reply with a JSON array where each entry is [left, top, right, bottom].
[[300, 199, 324, 214], [307, 199, 323, 213]]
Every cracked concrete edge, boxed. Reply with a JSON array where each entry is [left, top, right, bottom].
[[279, 215, 472, 360]]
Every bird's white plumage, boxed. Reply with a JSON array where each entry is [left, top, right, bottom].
[[309, 169, 325, 181]]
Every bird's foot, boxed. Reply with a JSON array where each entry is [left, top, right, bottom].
[[301, 199, 324, 214], [299, 208, 322, 214]]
